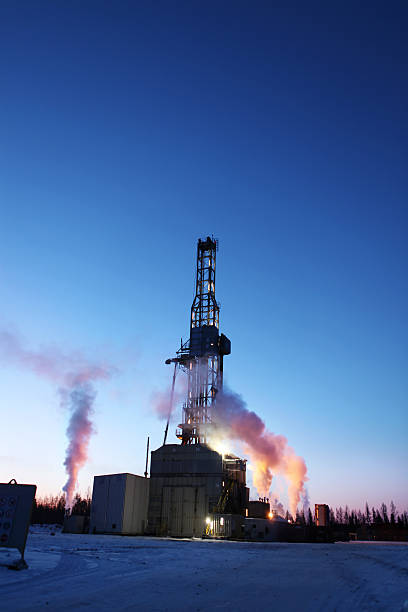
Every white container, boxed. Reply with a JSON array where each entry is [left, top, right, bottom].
[[90, 473, 149, 535]]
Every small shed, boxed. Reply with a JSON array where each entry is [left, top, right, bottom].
[[89, 473, 149, 535], [62, 514, 88, 534]]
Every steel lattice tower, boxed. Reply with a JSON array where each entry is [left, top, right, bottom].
[[166, 236, 230, 445]]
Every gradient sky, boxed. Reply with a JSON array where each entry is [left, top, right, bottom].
[[1, 1, 407, 513]]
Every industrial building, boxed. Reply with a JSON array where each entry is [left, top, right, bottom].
[[147, 446, 248, 537], [89, 236, 251, 538], [89, 236, 317, 542], [248, 499, 271, 519], [145, 236, 249, 537]]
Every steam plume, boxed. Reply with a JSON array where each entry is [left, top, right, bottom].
[[0, 329, 113, 508], [61, 381, 96, 508], [213, 388, 308, 517], [151, 388, 181, 421], [301, 487, 310, 515], [151, 371, 186, 422], [272, 498, 285, 517]]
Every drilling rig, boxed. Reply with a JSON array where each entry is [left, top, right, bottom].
[[165, 236, 231, 445], [146, 236, 247, 538]]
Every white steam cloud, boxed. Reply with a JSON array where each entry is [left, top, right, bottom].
[[0, 329, 114, 508]]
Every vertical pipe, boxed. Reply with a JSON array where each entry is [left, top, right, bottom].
[[144, 436, 150, 478], [163, 363, 177, 445]]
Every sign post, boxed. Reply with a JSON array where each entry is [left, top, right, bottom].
[[0, 480, 37, 569]]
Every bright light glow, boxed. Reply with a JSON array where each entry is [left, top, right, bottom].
[[205, 517, 211, 524], [220, 517, 224, 526], [268, 512, 273, 519], [211, 439, 230, 456]]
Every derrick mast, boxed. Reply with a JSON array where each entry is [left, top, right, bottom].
[[166, 236, 231, 445]]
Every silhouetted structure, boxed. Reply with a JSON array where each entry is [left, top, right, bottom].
[[147, 237, 247, 537], [315, 503, 330, 526], [165, 236, 231, 445]]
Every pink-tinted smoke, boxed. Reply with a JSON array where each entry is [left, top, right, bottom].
[[151, 372, 186, 422], [0, 329, 114, 508], [151, 388, 180, 421], [214, 388, 308, 517], [61, 382, 95, 508]]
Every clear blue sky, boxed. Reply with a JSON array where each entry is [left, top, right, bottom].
[[1, 1, 407, 512]]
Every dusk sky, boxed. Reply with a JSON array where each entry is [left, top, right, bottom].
[[1, 1, 407, 513]]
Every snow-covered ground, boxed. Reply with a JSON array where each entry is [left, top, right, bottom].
[[1, 529, 407, 611]]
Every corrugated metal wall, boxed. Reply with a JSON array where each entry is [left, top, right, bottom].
[[160, 485, 206, 537], [150, 444, 223, 477], [90, 473, 127, 534], [147, 445, 223, 537], [90, 473, 149, 535], [122, 475, 149, 534]]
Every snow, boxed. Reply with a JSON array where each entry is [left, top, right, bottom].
[[1, 531, 407, 611]]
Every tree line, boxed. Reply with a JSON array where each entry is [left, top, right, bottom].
[[292, 501, 408, 529], [32, 494, 408, 533], [289, 501, 408, 541], [31, 493, 91, 524]]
